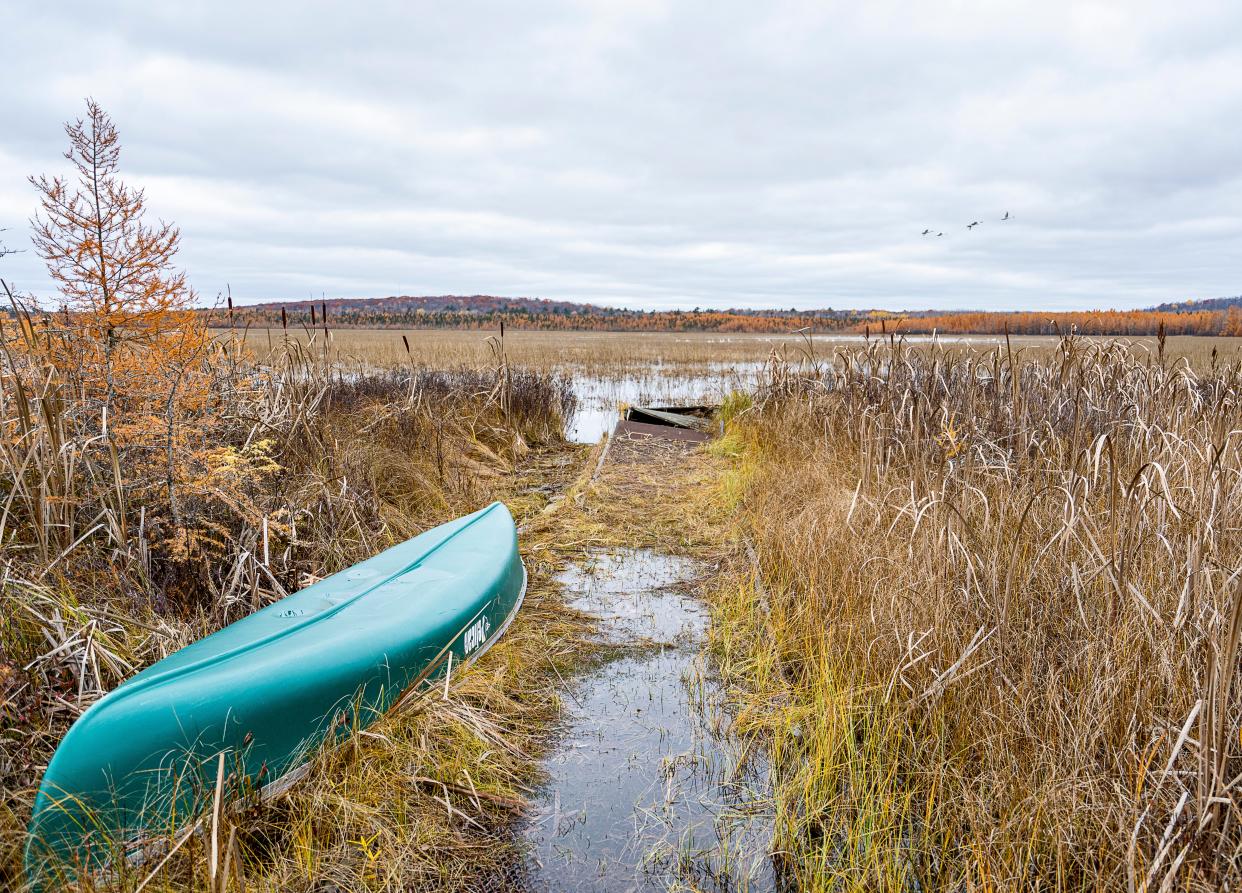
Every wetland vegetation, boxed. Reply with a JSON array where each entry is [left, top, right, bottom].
[[711, 334, 1242, 890], [14, 319, 1242, 891], [8, 102, 1242, 893]]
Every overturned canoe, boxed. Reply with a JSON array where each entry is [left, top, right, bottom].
[[26, 501, 525, 885]]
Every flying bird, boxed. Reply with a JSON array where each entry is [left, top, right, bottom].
[[1001, 211, 1010, 221], [937, 232, 944, 237], [967, 221, 980, 229], [922, 229, 931, 235]]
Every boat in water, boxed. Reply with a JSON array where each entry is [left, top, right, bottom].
[[26, 501, 525, 885]]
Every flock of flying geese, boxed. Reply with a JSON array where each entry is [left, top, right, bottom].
[[922, 211, 1010, 237]]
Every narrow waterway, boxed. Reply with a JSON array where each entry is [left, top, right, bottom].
[[521, 549, 776, 892]]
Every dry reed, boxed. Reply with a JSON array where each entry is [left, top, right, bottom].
[[711, 333, 1242, 890], [0, 327, 580, 890]]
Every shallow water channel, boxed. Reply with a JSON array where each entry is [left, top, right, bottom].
[[521, 549, 776, 892]]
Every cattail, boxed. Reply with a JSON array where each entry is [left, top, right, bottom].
[[281, 307, 287, 330], [311, 305, 317, 326], [402, 335, 411, 355]]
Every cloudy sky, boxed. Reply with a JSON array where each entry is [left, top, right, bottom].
[[2, 1, 1241, 311]]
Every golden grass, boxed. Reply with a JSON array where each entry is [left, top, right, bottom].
[[215, 327, 1242, 375], [548, 432, 733, 559], [707, 334, 1242, 890]]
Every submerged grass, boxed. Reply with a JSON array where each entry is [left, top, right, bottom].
[[708, 334, 1242, 890]]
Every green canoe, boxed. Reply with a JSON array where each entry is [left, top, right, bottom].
[[25, 502, 525, 885]]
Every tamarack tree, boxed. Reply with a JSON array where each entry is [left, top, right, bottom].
[[29, 99, 209, 412], [18, 100, 219, 560]]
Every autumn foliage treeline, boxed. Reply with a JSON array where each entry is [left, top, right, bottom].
[[211, 299, 865, 333], [214, 298, 1242, 338], [857, 307, 1242, 336]]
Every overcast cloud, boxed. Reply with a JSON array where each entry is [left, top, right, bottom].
[[2, 1, 1241, 310]]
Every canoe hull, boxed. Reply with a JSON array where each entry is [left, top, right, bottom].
[[26, 502, 525, 884]]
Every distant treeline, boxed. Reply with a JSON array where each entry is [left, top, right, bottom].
[[206, 294, 867, 333], [854, 308, 1242, 337], [199, 293, 1242, 337]]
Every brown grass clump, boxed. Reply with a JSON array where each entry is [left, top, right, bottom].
[[0, 327, 581, 890], [713, 333, 1242, 890], [543, 429, 734, 560]]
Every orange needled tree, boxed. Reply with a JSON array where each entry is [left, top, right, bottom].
[[27, 99, 214, 539]]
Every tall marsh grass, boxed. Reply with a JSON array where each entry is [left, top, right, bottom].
[[720, 334, 1242, 890], [0, 327, 576, 888]]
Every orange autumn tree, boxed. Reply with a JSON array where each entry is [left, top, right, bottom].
[[27, 99, 214, 538]]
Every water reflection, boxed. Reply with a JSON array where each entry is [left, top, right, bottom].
[[522, 549, 775, 892], [564, 364, 763, 444]]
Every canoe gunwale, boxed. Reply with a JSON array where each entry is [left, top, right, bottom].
[[110, 506, 505, 701]]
